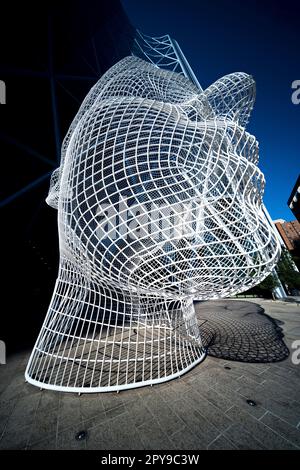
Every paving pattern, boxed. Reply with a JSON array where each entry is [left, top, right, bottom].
[[0, 299, 300, 450]]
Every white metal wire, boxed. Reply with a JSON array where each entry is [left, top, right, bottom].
[[26, 56, 280, 392], [132, 31, 185, 75]]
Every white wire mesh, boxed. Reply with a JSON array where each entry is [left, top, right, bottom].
[[132, 31, 185, 75], [26, 56, 280, 392]]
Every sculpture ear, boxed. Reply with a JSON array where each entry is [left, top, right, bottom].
[[201, 73, 255, 126]]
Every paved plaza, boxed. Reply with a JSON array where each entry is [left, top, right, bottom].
[[0, 299, 300, 450]]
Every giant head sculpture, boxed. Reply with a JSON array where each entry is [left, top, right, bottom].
[[26, 57, 280, 392]]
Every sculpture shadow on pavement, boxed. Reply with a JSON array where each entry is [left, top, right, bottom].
[[197, 300, 290, 363]]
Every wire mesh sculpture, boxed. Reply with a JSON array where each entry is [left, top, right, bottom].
[[132, 31, 184, 74], [131, 30, 202, 88], [25, 56, 280, 392]]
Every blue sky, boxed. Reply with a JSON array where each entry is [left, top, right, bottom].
[[122, 0, 300, 221]]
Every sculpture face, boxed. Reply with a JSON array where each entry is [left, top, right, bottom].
[[50, 57, 279, 299], [25, 57, 280, 393]]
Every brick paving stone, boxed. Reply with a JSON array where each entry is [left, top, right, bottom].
[[0, 299, 299, 449]]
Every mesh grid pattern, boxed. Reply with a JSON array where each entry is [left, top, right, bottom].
[[26, 57, 280, 392]]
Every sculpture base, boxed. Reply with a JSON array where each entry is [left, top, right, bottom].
[[25, 258, 206, 392], [25, 349, 206, 393]]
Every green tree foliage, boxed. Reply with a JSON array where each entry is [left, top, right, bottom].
[[257, 274, 280, 292], [241, 273, 279, 298], [238, 247, 300, 298], [277, 248, 300, 290]]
